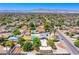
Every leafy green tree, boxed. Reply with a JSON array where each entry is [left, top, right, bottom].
[[17, 37, 25, 46], [29, 22, 36, 30], [44, 21, 51, 32], [12, 28, 21, 36], [56, 18, 64, 29], [0, 37, 8, 43], [1, 17, 12, 26], [74, 40, 79, 48], [33, 37, 41, 51], [48, 39, 57, 49], [0, 37, 8, 47], [33, 37, 41, 47], [48, 19, 56, 35], [76, 20, 79, 26], [22, 41, 33, 52]]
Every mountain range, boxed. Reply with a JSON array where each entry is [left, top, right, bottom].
[[0, 9, 79, 13]]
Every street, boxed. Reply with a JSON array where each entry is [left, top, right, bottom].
[[56, 30, 79, 55]]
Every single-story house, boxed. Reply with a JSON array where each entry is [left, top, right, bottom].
[[36, 26, 45, 33], [69, 27, 79, 33], [22, 35, 31, 40], [0, 33, 12, 38]]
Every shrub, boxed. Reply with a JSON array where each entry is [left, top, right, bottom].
[[17, 37, 25, 46], [77, 37, 79, 40], [22, 41, 33, 52], [0, 37, 8, 43], [69, 32, 75, 37], [65, 32, 70, 36], [74, 40, 79, 48], [59, 27, 63, 30], [52, 35, 59, 42], [46, 38, 48, 40], [5, 40, 14, 48], [30, 27, 36, 30], [65, 32, 75, 37], [48, 39, 57, 49]]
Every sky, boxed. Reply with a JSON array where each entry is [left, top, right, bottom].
[[0, 3, 79, 10]]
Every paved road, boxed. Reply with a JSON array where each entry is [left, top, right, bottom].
[[56, 30, 79, 55]]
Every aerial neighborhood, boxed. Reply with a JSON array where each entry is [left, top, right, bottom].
[[0, 13, 79, 55]]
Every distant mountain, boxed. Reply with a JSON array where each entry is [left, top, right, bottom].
[[29, 9, 79, 13], [0, 9, 79, 13]]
